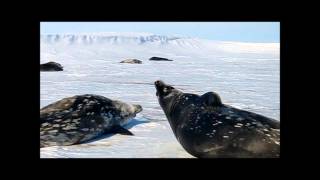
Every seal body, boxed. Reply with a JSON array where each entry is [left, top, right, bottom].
[[40, 94, 142, 148], [120, 59, 142, 64], [40, 61, 63, 71], [154, 80, 280, 158], [149, 57, 173, 61]]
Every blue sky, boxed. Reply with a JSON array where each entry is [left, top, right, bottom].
[[41, 22, 279, 43]]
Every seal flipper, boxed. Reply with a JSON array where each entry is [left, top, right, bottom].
[[200, 92, 222, 107], [108, 125, 134, 136]]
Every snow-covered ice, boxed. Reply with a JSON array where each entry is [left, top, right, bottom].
[[40, 32, 279, 158]]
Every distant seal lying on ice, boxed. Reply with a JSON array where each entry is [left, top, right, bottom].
[[149, 57, 173, 61], [40, 61, 63, 71], [154, 80, 280, 158], [120, 59, 142, 64], [40, 94, 142, 148]]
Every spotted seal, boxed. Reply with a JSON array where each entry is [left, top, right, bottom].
[[154, 80, 280, 158], [40, 94, 142, 148]]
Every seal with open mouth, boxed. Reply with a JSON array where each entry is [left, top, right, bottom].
[[154, 80, 280, 158]]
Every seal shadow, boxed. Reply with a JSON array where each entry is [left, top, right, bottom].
[[82, 118, 150, 144]]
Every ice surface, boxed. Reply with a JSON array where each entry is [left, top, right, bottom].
[[40, 33, 279, 158]]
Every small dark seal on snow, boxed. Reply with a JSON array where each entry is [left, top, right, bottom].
[[40, 61, 63, 71], [149, 57, 173, 61], [40, 94, 142, 148], [154, 80, 280, 158], [120, 59, 142, 64]]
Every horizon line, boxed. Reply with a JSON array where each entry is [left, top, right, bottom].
[[40, 31, 280, 44]]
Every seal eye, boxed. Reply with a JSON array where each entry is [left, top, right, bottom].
[[164, 86, 174, 92], [163, 87, 168, 93], [162, 86, 174, 96]]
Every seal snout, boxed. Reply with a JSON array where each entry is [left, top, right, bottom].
[[155, 80, 164, 87], [154, 80, 166, 90], [155, 80, 165, 96], [133, 104, 143, 113]]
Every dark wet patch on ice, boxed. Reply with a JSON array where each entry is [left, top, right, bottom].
[[239, 89, 257, 92]]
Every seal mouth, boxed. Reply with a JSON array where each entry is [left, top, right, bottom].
[[154, 80, 166, 95], [155, 80, 165, 88]]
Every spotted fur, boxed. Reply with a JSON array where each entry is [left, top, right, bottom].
[[155, 80, 280, 158], [40, 94, 142, 148]]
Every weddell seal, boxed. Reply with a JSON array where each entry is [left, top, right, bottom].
[[40, 61, 63, 71], [40, 94, 142, 148], [120, 59, 142, 64], [154, 80, 280, 158], [149, 57, 173, 61]]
